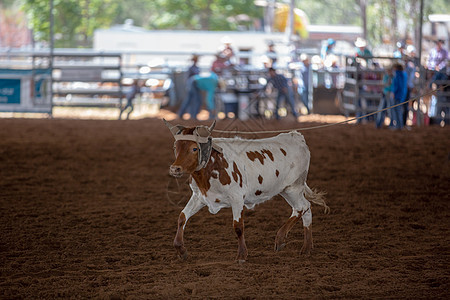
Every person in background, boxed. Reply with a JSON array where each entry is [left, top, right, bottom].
[[321, 38, 336, 61], [390, 63, 408, 130], [353, 37, 374, 123], [119, 79, 142, 120], [426, 39, 448, 75], [266, 67, 299, 120], [297, 54, 311, 114], [393, 41, 406, 59], [266, 41, 277, 67], [403, 45, 418, 125], [376, 66, 394, 128], [354, 37, 373, 58], [211, 52, 229, 75], [187, 54, 200, 78], [178, 55, 201, 119], [178, 72, 219, 120], [219, 36, 236, 66], [426, 39, 449, 123]]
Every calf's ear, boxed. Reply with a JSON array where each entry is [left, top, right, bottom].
[[196, 120, 216, 137], [196, 126, 211, 138], [163, 119, 185, 136]]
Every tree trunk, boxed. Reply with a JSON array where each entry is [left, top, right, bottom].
[[390, 0, 398, 43], [360, 0, 367, 40], [199, 0, 213, 30]]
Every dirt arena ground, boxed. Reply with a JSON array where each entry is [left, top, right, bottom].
[[1, 115, 449, 299]]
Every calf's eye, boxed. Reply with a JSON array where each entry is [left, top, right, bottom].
[[193, 148, 198, 152]]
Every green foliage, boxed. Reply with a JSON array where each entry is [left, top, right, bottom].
[[151, 0, 262, 30], [14, 0, 450, 48], [22, 0, 120, 47], [297, 0, 361, 25]]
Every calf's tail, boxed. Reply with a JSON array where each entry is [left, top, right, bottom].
[[304, 184, 330, 214]]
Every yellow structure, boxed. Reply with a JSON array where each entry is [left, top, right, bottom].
[[274, 4, 309, 39]]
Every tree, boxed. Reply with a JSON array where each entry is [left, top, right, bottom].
[[15, 0, 450, 49], [150, 0, 262, 31], [22, 0, 122, 48]]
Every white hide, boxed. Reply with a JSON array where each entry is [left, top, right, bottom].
[[181, 131, 313, 228]]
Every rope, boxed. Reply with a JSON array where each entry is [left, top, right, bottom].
[[212, 83, 449, 135]]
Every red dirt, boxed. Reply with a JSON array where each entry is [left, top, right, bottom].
[[1, 117, 449, 299]]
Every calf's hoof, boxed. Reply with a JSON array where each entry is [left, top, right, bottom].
[[237, 259, 246, 264], [178, 250, 188, 260], [274, 242, 286, 252], [300, 243, 313, 255], [174, 244, 188, 260]]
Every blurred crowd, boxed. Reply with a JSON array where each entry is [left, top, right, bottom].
[[172, 35, 448, 126]]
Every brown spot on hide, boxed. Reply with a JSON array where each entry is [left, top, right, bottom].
[[255, 190, 262, 196], [246, 151, 265, 164], [276, 170, 280, 177], [215, 199, 221, 203], [192, 149, 231, 196], [246, 150, 274, 165], [261, 149, 274, 161], [280, 148, 287, 156], [258, 175, 263, 184], [232, 162, 243, 187]]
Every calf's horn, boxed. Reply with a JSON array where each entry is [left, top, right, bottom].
[[163, 118, 185, 136], [209, 120, 216, 132]]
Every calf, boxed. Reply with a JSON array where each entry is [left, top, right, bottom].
[[164, 119, 329, 262]]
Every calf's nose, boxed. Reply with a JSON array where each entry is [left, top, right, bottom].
[[170, 165, 183, 176]]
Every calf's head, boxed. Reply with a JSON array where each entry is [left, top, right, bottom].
[[164, 119, 216, 177]]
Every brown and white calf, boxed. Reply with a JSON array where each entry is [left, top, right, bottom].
[[164, 120, 329, 262]]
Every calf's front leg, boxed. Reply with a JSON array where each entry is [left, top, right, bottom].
[[174, 195, 204, 260]]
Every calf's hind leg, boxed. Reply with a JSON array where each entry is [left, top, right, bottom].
[[232, 205, 248, 263], [275, 184, 313, 254]]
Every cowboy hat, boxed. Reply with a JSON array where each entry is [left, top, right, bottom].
[[355, 37, 367, 48]]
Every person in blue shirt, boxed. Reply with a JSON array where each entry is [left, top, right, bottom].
[[178, 72, 218, 120], [390, 63, 408, 129], [393, 41, 406, 59], [321, 38, 336, 61], [267, 67, 299, 120], [376, 66, 394, 128]]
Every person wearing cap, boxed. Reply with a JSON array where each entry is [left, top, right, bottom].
[[321, 38, 336, 61], [219, 36, 236, 66], [354, 37, 373, 58], [426, 39, 448, 72], [393, 41, 406, 59]]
